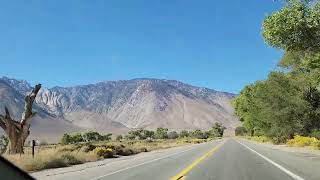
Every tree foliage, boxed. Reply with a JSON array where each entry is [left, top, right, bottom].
[[0, 135, 9, 154], [154, 128, 169, 139], [234, 0, 320, 143], [263, 1, 320, 51], [235, 127, 248, 136], [60, 132, 112, 145]]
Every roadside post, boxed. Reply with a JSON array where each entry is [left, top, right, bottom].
[[32, 140, 35, 158]]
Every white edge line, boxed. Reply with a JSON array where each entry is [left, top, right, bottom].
[[89, 142, 216, 180], [236, 140, 305, 180]]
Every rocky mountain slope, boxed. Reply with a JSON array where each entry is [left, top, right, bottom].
[[0, 77, 239, 141]]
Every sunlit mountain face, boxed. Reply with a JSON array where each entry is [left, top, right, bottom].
[[0, 77, 239, 142]]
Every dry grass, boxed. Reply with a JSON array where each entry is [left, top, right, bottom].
[[2, 138, 212, 172], [3, 147, 99, 172]]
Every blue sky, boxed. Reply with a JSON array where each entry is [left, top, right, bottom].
[[0, 0, 284, 93]]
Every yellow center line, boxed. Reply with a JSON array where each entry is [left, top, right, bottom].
[[170, 140, 226, 180]]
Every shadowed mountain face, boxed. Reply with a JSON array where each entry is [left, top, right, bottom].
[[0, 77, 239, 141]]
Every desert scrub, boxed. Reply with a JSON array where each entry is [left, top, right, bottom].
[[3, 149, 98, 172], [94, 147, 114, 158], [3, 138, 210, 172], [287, 135, 320, 149]]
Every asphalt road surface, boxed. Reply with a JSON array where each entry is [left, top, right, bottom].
[[32, 138, 320, 180]]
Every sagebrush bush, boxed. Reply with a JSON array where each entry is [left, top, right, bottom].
[[286, 135, 320, 148], [80, 144, 97, 152], [94, 147, 114, 158], [60, 153, 83, 165], [311, 140, 320, 149], [4, 138, 210, 172]]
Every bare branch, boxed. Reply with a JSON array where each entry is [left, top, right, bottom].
[[4, 106, 11, 119], [20, 84, 41, 127], [0, 114, 6, 129]]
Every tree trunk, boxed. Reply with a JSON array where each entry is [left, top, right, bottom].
[[0, 84, 41, 154]]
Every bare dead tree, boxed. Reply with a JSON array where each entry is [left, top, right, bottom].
[[0, 84, 41, 154]]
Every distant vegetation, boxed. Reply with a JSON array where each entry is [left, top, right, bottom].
[[60, 123, 226, 145], [234, 0, 320, 143], [2, 123, 225, 172], [60, 131, 112, 145]]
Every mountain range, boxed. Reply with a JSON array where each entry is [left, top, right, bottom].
[[0, 77, 239, 142]]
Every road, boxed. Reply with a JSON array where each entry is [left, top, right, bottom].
[[32, 138, 320, 180]]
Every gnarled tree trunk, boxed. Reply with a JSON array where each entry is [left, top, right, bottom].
[[0, 84, 41, 154]]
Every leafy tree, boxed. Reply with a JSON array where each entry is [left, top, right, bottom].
[[124, 134, 135, 140], [263, 1, 320, 51], [83, 131, 103, 142], [233, 0, 320, 143], [235, 126, 248, 136], [179, 130, 190, 138], [209, 123, 226, 137], [101, 133, 112, 141], [128, 129, 143, 140], [190, 130, 205, 139], [116, 135, 123, 141], [0, 135, 9, 154], [71, 133, 84, 143], [168, 131, 179, 139], [154, 128, 168, 139], [60, 133, 72, 145], [142, 130, 155, 139]]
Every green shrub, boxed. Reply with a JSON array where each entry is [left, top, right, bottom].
[[179, 130, 189, 138], [311, 140, 320, 150], [235, 126, 248, 136], [287, 135, 319, 147], [168, 131, 179, 139], [0, 135, 9, 154], [94, 147, 114, 158], [116, 135, 123, 141], [311, 129, 320, 139], [43, 158, 68, 169], [60, 154, 83, 165]]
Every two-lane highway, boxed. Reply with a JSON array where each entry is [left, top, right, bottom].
[[32, 138, 320, 180]]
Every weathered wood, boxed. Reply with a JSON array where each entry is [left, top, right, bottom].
[[0, 115, 6, 129], [0, 84, 41, 154], [21, 84, 41, 127]]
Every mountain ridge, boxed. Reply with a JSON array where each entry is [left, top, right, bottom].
[[0, 76, 239, 142]]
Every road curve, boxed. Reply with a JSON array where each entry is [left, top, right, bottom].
[[32, 138, 320, 180]]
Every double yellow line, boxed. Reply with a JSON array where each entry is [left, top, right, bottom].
[[170, 140, 226, 180]]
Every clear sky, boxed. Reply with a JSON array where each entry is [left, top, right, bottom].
[[0, 0, 284, 93]]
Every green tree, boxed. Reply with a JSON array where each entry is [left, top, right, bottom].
[[101, 133, 112, 141], [60, 133, 72, 145], [71, 133, 84, 143], [233, 0, 320, 143], [235, 126, 248, 136], [168, 131, 179, 139], [263, 1, 320, 51], [0, 135, 9, 154], [83, 131, 103, 142], [190, 130, 205, 139], [154, 128, 168, 139], [141, 130, 155, 139], [209, 123, 226, 137], [179, 130, 190, 138], [116, 135, 123, 141]]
